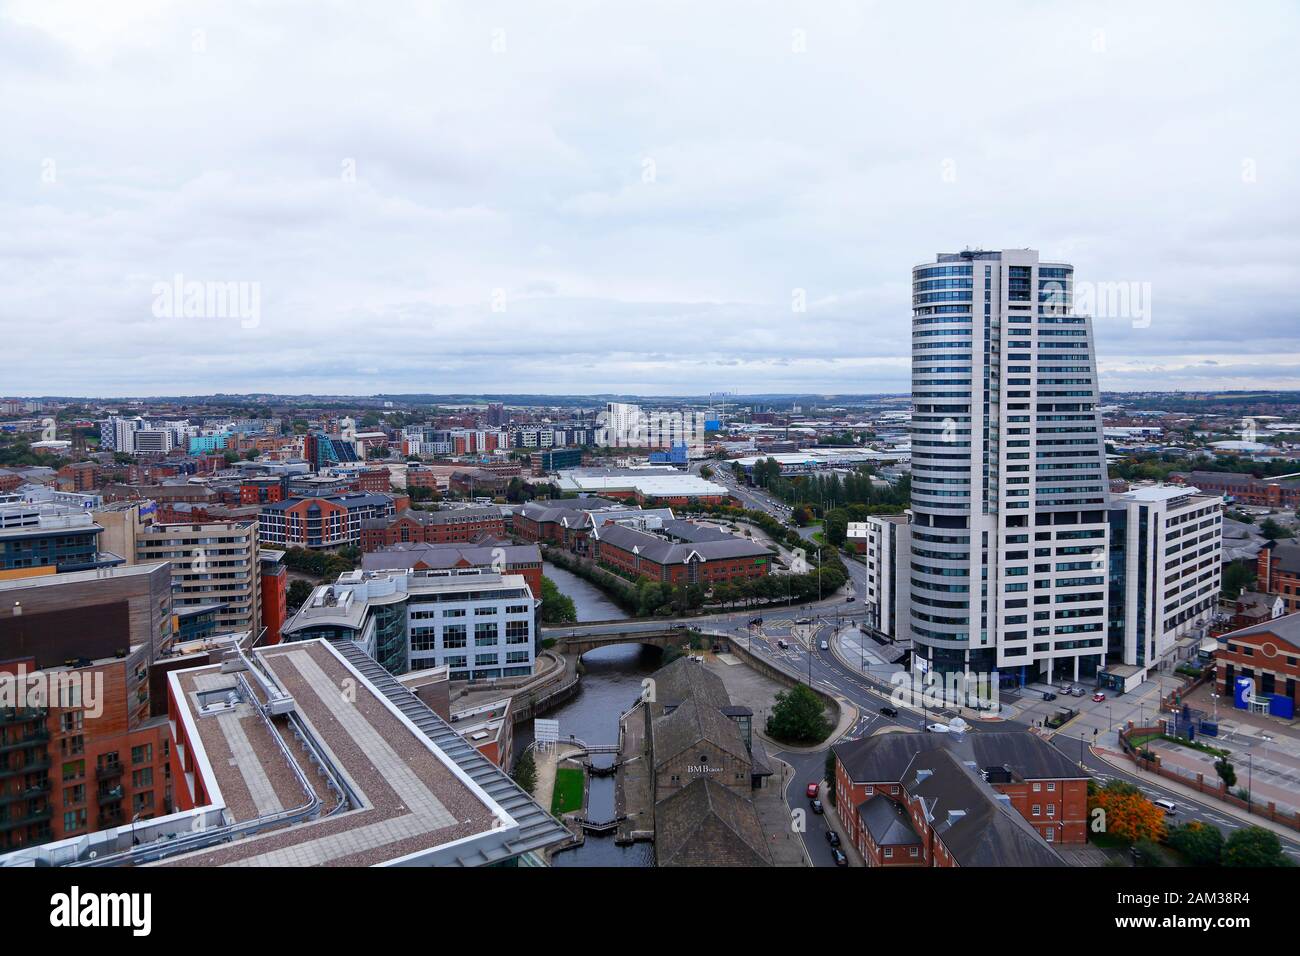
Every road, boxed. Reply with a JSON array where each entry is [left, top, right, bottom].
[[546, 471, 1300, 865]]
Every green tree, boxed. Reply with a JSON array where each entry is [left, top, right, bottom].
[[539, 576, 577, 625], [1222, 826, 1291, 867], [1221, 559, 1254, 599], [1260, 518, 1293, 540], [1215, 757, 1237, 789], [287, 579, 314, 609], [1167, 821, 1224, 867], [766, 684, 831, 745], [512, 750, 537, 795]]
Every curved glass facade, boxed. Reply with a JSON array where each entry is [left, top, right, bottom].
[[908, 250, 1109, 683]]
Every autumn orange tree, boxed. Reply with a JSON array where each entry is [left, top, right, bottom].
[[1089, 780, 1167, 844]]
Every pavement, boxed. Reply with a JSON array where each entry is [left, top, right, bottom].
[[1088, 742, 1300, 860]]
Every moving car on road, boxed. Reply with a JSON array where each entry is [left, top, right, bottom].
[[879, 706, 899, 718], [1092, 692, 1106, 702], [926, 723, 951, 733]]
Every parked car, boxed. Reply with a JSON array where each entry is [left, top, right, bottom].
[[831, 847, 848, 866], [806, 782, 820, 799], [879, 706, 899, 718], [810, 799, 824, 815], [825, 829, 841, 847], [1071, 686, 1086, 697], [1092, 692, 1106, 702], [925, 723, 951, 734], [776, 639, 790, 650], [1043, 691, 1058, 701]]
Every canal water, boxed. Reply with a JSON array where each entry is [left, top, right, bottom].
[[513, 561, 656, 865]]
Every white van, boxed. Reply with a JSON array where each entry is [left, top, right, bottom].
[[1153, 799, 1178, 816]]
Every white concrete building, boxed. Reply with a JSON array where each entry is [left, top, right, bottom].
[[908, 249, 1110, 683], [134, 520, 264, 637], [1103, 484, 1223, 691], [862, 514, 911, 642], [281, 568, 537, 680]]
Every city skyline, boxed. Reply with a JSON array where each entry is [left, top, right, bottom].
[[3, 1, 1299, 396]]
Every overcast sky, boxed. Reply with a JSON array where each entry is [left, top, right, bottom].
[[3, 1, 1298, 398]]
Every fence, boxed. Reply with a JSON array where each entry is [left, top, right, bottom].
[[1117, 724, 1300, 834]]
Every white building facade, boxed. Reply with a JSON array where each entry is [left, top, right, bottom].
[[1104, 485, 1223, 690], [909, 249, 1110, 684]]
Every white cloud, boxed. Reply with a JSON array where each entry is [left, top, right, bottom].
[[1, 0, 1298, 396]]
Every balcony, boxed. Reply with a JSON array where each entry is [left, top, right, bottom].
[[96, 761, 124, 780], [0, 708, 47, 726], [0, 757, 50, 779], [0, 782, 49, 806], [0, 728, 50, 753], [0, 805, 52, 831], [97, 785, 124, 805]]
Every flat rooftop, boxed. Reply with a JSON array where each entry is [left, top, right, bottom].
[[160, 639, 512, 866]]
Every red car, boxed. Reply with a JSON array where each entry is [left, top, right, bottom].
[[1092, 692, 1106, 702], [805, 782, 820, 799]]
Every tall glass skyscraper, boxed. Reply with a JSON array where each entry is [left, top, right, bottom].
[[909, 249, 1110, 684]]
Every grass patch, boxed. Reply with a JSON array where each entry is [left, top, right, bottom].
[[550, 767, 584, 815], [1130, 733, 1230, 758]]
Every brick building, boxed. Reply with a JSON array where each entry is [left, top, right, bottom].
[[362, 540, 543, 596], [259, 493, 397, 550], [1171, 471, 1300, 509], [592, 521, 771, 586], [359, 506, 505, 552], [1214, 612, 1300, 711], [0, 564, 175, 853], [1257, 540, 1300, 616], [259, 549, 287, 645], [832, 731, 1085, 866], [57, 462, 101, 492]]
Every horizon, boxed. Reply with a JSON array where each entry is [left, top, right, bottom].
[[4, 2, 1299, 395]]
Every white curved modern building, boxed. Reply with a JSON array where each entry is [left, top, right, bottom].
[[909, 249, 1110, 685]]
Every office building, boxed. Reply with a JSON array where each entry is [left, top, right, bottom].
[[0, 500, 123, 575], [862, 514, 911, 640], [258, 492, 397, 549], [2, 639, 569, 866], [908, 249, 1109, 683], [135, 521, 263, 637], [1103, 485, 1223, 691], [281, 568, 536, 679]]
